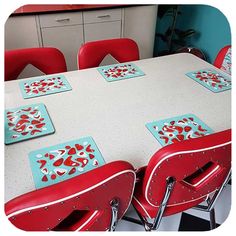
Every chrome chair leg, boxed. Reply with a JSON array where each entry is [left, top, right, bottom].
[[122, 210, 152, 231], [133, 206, 153, 231], [209, 207, 216, 230], [109, 199, 119, 231], [193, 170, 231, 230], [152, 177, 176, 230], [124, 176, 175, 231], [124, 170, 231, 231], [207, 170, 231, 212]]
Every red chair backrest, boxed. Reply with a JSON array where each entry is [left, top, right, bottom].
[[78, 38, 140, 70], [5, 161, 135, 231], [5, 47, 67, 81], [142, 129, 231, 216], [213, 45, 231, 75]]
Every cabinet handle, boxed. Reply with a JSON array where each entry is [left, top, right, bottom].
[[97, 15, 111, 18], [55, 18, 70, 22]]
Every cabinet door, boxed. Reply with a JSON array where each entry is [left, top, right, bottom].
[[84, 21, 121, 42], [5, 15, 43, 79], [123, 6, 158, 59], [41, 25, 84, 71], [83, 21, 121, 66], [5, 15, 40, 50]]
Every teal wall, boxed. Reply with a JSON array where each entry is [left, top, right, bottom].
[[154, 5, 231, 63]]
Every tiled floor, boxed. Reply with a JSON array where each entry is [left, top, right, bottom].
[[116, 184, 231, 231]]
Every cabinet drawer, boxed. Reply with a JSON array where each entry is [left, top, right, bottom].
[[83, 9, 121, 24], [39, 12, 83, 28]]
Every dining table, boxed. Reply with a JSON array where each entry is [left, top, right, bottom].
[[4, 53, 231, 202]]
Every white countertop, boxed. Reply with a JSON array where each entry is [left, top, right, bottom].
[[4, 53, 231, 202]]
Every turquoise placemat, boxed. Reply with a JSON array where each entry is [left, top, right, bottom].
[[186, 68, 231, 93], [97, 63, 145, 82], [146, 114, 213, 146], [19, 74, 72, 99], [29, 137, 105, 189], [5, 103, 54, 144]]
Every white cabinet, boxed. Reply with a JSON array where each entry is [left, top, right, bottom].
[[5, 15, 44, 79], [83, 9, 122, 44], [5, 15, 40, 50], [5, 6, 158, 76], [83, 9, 122, 66], [123, 5, 158, 59], [41, 25, 83, 71], [39, 12, 84, 71]]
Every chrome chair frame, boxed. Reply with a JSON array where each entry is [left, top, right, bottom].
[[109, 198, 120, 231], [123, 170, 231, 231], [192, 170, 231, 230]]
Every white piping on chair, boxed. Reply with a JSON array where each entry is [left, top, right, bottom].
[[134, 190, 217, 220], [7, 170, 136, 219], [167, 190, 217, 207], [133, 196, 151, 219], [75, 210, 99, 231], [145, 141, 231, 207]]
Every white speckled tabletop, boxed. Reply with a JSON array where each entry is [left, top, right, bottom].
[[4, 53, 231, 202]]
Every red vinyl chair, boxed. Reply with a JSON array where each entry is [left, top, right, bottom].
[[213, 45, 231, 75], [5, 161, 135, 231], [5, 47, 67, 81], [124, 129, 231, 231], [78, 38, 140, 70]]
